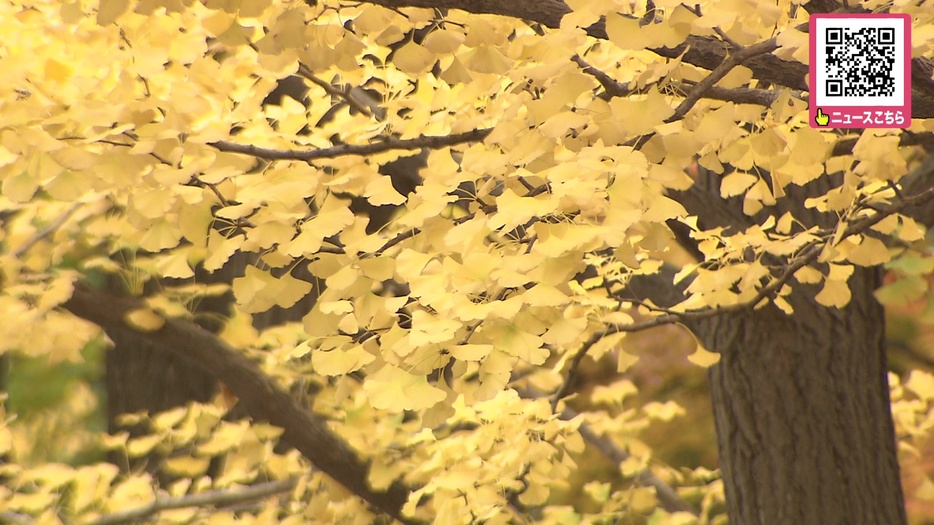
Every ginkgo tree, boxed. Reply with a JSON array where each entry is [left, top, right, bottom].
[[2, 0, 934, 524]]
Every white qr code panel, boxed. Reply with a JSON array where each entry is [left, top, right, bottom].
[[814, 17, 906, 106], [809, 14, 911, 129]]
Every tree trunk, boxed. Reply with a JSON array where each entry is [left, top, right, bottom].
[[702, 268, 906, 524], [105, 324, 218, 432], [103, 252, 316, 435]]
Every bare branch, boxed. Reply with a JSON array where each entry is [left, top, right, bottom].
[[353, 0, 575, 32], [549, 328, 601, 412], [667, 39, 778, 123], [677, 82, 804, 107], [87, 478, 299, 525], [209, 128, 491, 162]]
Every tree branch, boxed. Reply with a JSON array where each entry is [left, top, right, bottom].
[[572, 54, 629, 98], [209, 128, 491, 161], [297, 64, 382, 120], [678, 83, 801, 107], [627, 187, 934, 329], [516, 386, 700, 517], [351, 0, 934, 118], [668, 39, 779, 123], [548, 186, 934, 409], [87, 478, 299, 525], [60, 286, 421, 525], [12, 203, 81, 258], [0, 511, 32, 525]]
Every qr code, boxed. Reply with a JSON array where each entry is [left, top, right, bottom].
[[810, 15, 909, 127], [823, 27, 896, 98], [812, 16, 908, 108]]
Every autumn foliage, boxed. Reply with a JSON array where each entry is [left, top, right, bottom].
[[2, 0, 934, 524]]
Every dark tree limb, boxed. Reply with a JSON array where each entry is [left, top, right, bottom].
[[61, 285, 421, 525], [209, 129, 492, 161], [349, 0, 934, 118], [668, 39, 779, 123]]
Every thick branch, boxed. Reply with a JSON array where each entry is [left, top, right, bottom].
[[668, 39, 779, 122], [352, 0, 573, 30], [354, 0, 934, 118], [61, 286, 420, 525]]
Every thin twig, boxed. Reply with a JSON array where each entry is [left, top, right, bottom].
[[676, 81, 805, 107], [550, 328, 604, 412], [86, 478, 299, 525], [12, 202, 82, 258], [297, 64, 378, 119], [516, 386, 700, 517]]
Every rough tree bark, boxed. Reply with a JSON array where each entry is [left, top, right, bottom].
[[701, 276, 905, 525], [629, 253, 907, 525], [662, 164, 914, 524]]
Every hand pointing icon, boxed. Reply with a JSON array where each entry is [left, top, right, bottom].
[[815, 108, 829, 126]]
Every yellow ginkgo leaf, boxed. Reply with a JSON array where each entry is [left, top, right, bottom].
[[643, 400, 686, 421], [687, 345, 721, 367], [139, 221, 182, 253], [814, 278, 851, 308], [45, 170, 91, 201], [43, 58, 74, 83], [2, 171, 38, 203], [125, 308, 166, 332], [423, 29, 465, 54], [313, 344, 375, 375], [720, 171, 757, 198], [163, 456, 211, 477], [449, 344, 493, 361], [393, 42, 435, 75], [462, 45, 512, 74], [107, 476, 155, 512], [126, 434, 162, 458], [364, 366, 446, 411], [365, 175, 406, 206], [96, 0, 129, 25]]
